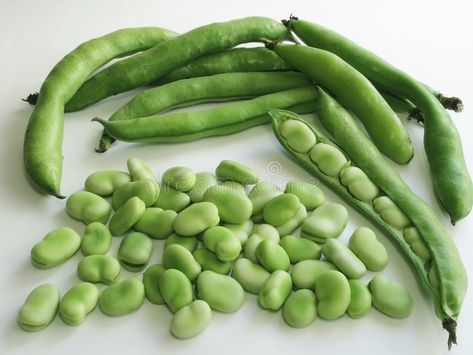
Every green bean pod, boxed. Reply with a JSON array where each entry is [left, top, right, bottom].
[[66, 17, 291, 111], [269, 107, 466, 347], [286, 18, 472, 223], [24, 27, 177, 197], [267, 43, 413, 164], [94, 87, 317, 144], [98, 72, 310, 152]]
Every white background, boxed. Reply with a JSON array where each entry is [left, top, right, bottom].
[[0, 0, 472, 354]]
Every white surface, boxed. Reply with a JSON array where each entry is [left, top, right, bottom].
[[0, 0, 472, 354]]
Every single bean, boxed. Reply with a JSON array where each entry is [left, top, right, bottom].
[[301, 203, 348, 243], [222, 220, 254, 246], [99, 278, 145, 316], [231, 258, 270, 294], [162, 244, 201, 282], [84, 170, 131, 196], [280, 119, 316, 153], [31, 227, 81, 268], [127, 157, 156, 182], [94, 87, 318, 144], [263, 193, 300, 226], [275, 204, 307, 237], [280, 235, 321, 264], [170, 300, 212, 339], [154, 186, 190, 212], [189, 172, 218, 203], [282, 289, 317, 328], [66, 191, 111, 224], [284, 180, 325, 211], [244, 228, 280, 263], [203, 185, 252, 224], [347, 279, 371, 319], [258, 270, 292, 311], [286, 17, 472, 224], [340, 166, 379, 202], [202, 226, 241, 262], [373, 196, 411, 229], [165, 233, 198, 253], [77, 255, 121, 285], [322, 239, 366, 279], [290, 260, 336, 290], [159, 269, 193, 314], [215, 160, 259, 185], [174, 202, 220, 236], [17, 284, 60, 331], [193, 248, 232, 275], [315, 270, 351, 319], [309, 143, 348, 177], [109, 196, 146, 236], [369, 275, 413, 318], [134, 207, 176, 239], [59, 282, 99, 325], [404, 227, 431, 262], [220, 180, 246, 195], [81, 222, 112, 256], [162, 166, 196, 192], [142, 264, 165, 304], [248, 181, 282, 219], [348, 227, 388, 271], [196, 270, 245, 313], [268, 42, 413, 164], [255, 240, 290, 272], [112, 179, 159, 210], [118, 232, 154, 272]]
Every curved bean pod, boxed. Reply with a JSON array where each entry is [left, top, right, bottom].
[[24, 27, 177, 198], [286, 18, 472, 223], [66, 17, 291, 111], [269, 107, 466, 347], [94, 87, 317, 144]]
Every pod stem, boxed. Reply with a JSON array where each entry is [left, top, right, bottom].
[[263, 39, 277, 50], [437, 93, 464, 112], [96, 134, 115, 153], [443, 318, 457, 350], [408, 108, 425, 125], [22, 92, 39, 105], [281, 14, 299, 27]]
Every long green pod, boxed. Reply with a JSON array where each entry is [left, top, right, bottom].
[[287, 18, 472, 223], [65, 17, 291, 111], [267, 42, 413, 165], [23, 27, 177, 198], [93, 87, 317, 144], [269, 106, 466, 348], [97, 71, 311, 152]]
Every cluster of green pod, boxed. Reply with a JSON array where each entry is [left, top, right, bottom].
[[20, 157, 414, 341]]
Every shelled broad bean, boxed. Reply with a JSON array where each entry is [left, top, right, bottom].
[[20, 157, 417, 341]]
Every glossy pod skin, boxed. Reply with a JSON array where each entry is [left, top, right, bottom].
[[93, 87, 318, 144], [24, 27, 177, 197], [59, 282, 99, 326], [268, 43, 413, 164], [77, 255, 121, 285], [270, 108, 466, 345], [155, 47, 294, 84], [31, 227, 81, 268], [67, 17, 291, 110], [142, 264, 165, 304], [99, 278, 145, 316], [66, 191, 111, 224], [84, 170, 131, 196], [99, 72, 310, 151], [286, 18, 472, 223], [197, 271, 245, 313], [81, 222, 112, 256], [18, 284, 61, 331], [170, 300, 212, 339]]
